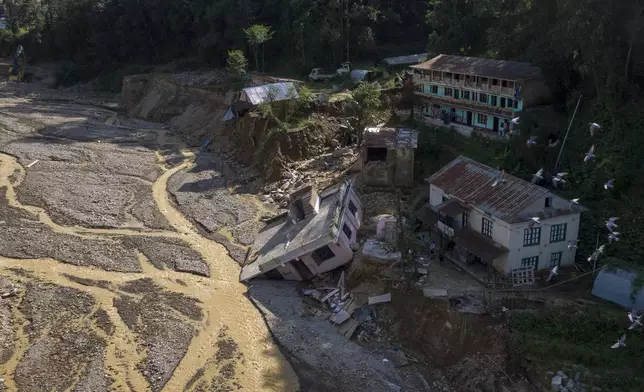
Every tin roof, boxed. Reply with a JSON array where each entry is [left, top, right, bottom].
[[383, 53, 429, 66], [411, 54, 542, 81], [362, 127, 419, 149], [592, 268, 644, 308], [242, 82, 299, 105], [426, 156, 581, 223]]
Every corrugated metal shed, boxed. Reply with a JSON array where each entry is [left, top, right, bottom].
[[383, 53, 428, 66], [241, 82, 299, 105], [362, 127, 419, 149], [426, 156, 577, 223], [592, 268, 644, 308], [411, 54, 542, 80]]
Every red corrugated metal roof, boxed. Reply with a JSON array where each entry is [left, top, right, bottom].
[[426, 156, 550, 223]]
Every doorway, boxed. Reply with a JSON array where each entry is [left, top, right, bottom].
[[493, 117, 499, 132], [466, 111, 473, 126]]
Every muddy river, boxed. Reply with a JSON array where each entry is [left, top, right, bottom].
[[0, 102, 299, 391]]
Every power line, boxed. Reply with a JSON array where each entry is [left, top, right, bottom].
[[554, 95, 582, 172]]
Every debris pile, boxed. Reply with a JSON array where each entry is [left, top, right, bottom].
[[547, 364, 601, 392], [302, 272, 392, 340]]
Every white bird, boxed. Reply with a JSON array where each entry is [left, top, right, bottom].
[[584, 145, 596, 162], [606, 217, 619, 231], [511, 117, 520, 126], [567, 240, 578, 250], [528, 216, 541, 229], [597, 244, 606, 254], [628, 309, 640, 323], [608, 231, 620, 244], [526, 136, 537, 147], [610, 334, 626, 349], [552, 172, 567, 187], [604, 178, 614, 190], [589, 123, 601, 137], [531, 168, 544, 184], [570, 198, 580, 209], [546, 265, 559, 283], [629, 315, 642, 330], [492, 170, 506, 187]]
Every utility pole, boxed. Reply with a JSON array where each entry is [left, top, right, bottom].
[[554, 95, 582, 171]]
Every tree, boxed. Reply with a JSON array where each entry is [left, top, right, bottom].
[[243, 24, 274, 71], [227, 49, 248, 79]]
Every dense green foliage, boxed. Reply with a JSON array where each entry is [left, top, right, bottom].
[[226, 50, 248, 79], [509, 308, 644, 391]]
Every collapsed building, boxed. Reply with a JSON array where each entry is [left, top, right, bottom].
[[358, 127, 419, 187], [240, 180, 363, 281]]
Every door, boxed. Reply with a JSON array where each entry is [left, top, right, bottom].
[[493, 117, 499, 132], [500, 97, 506, 107], [466, 111, 473, 126], [450, 108, 456, 122], [289, 259, 314, 280]]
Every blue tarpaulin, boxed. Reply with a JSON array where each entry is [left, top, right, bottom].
[[591, 268, 644, 308]]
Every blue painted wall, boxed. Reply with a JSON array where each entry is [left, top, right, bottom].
[[422, 83, 524, 111]]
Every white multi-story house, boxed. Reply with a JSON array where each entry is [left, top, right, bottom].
[[424, 156, 587, 274]]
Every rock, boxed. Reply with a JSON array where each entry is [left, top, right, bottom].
[[330, 139, 340, 149], [566, 380, 575, 389], [557, 371, 567, 378], [552, 375, 563, 387]]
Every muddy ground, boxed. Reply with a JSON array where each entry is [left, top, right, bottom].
[[0, 75, 298, 392]]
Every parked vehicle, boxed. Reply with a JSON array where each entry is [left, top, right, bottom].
[[308, 62, 351, 81]]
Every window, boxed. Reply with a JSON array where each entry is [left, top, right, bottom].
[[454, 89, 460, 99], [550, 252, 562, 267], [507, 98, 514, 108], [462, 210, 470, 227], [312, 245, 335, 265], [500, 97, 506, 107], [431, 85, 438, 94], [342, 223, 353, 239], [481, 77, 489, 84], [454, 73, 460, 81], [492, 78, 499, 86], [545, 197, 553, 208], [523, 227, 541, 246], [445, 72, 453, 79], [514, 100, 519, 109], [366, 147, 387, 161], [444, 88, 453, 97], [471, 92, 478, 101], [521, 256, 539, 270], [490, 96, 498, 106], [477, 113, 488, 125], [479, 93, 488, 104], [501, 80, 508, 88], [463, 90, 470, 100], [550, 223, 567, 243], [348, 200, 358, 216], [482, 217, 493, 238]]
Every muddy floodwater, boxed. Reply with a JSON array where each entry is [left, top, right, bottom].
[[0, 92, 299, 391]]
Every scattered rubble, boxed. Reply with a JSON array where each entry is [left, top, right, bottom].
[[548, 364, 600, 392]]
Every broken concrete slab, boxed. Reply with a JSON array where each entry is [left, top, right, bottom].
[[422, 288, 448, 299], [368, 293, 391, 305], [337, 318, 360, 339], [330, 310, 350, 325]]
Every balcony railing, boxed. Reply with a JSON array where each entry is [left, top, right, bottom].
[[413, 75, 516, 96], [415, 92, 515, 117]]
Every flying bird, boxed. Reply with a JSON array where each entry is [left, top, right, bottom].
[[526, 136, 537, 147], [531, 168, 544, 184], [628, 309, 640, 323], [511, 117, 520, 126], [567, 240, 578, 250], [584, 145, 596, 162], [570, 198, 580, 209], [589, 123, 601, 137], [604, 179, 614, 190], [606, 217, 619, 231], [629, 315, 642, 330], [610, 334, 626, 349], [552, 172, 567, 187], [597, 244, 606, 254], [528, 217, 541, 229], [546, 265, 559, 283], [608, 231, 620, 244], [492, 170, 506, 187]]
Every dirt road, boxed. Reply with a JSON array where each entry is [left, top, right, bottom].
[[0, 83, 299, 391]]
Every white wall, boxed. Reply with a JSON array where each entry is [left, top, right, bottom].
[[429, 184, 445, 207], [505, 213, 581, 273]]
